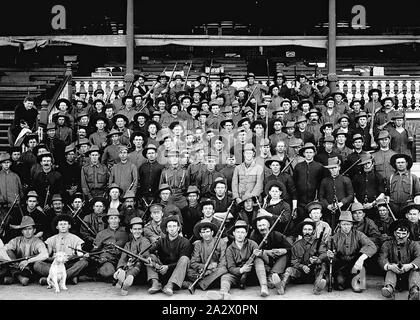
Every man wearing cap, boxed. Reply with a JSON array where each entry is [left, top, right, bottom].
[[146, 215, 192, 295], [58, 144, 81, 202], [268, 119, 288, 152], [113, 217, 159, 295], [372, 130, 396, 187], [35, 214, 88, 286], [101, 128, 124, 169], [116, 96, 137, 122], [230, 129, 250, 165], [331, 92, 349, 115], [269, 73, 291, 99], [374, 97, 398, 134], [75, 138, 91, 168], [321, 97, 341, 128], [403, 202, 420, 241], [232, 143, 264, 204], [306, 201, 331, 243], [43, 194, 69, 239], [293, 141, 325, 222], [2, 216, 48, 285], [0, 153, 23, 209], [350, 203, 382, 251], [352, 153, 386, 219], [388, 112, 413, 156], [319, 157, 354, 228], [294, 115, 316, 145], [207, 220, 269, 299], [327, 210, 377, 292], [364, 88, 382, 117], [305, 108, 323, 145], [138, 143, 164, 203], [159, 149, 189, 210], [195, 154, 224, 199], [112, 87, 127, 110], [80, 197, 108, 250], [388, 153, 420, 218], [254, 138, 273, 179], [87, 208, 129, 282], [127, 132, 147, 170], [112, 114, 132, 146], [193, 73, 212, 101], [210, 176, 232, 213], [120, 191, 145, 229], [89, 116, 109, 150], [250, 211, 292, 294], [314, 135, 343, 166], [353, 111, 374, 151], [53, 112, 73, 145], [32, 153, 63, 210], [143, 203, 165, 244], [379, 219, 420, 300], [279, 218, 328, 295], [184, 220, 227, 291], [342, 134, 366, 179], [313, 75, 330, 106], [294, 74, 314, 103], [333, 130, 352, 162], [108, 145, 137, 195], [218, 75, 236, 107], [374, 199, 394, 244], [19, 133, 38, 187], [81, 145, 109, 200], [180, 186, 202, 240], [42, 122, 66, 167]]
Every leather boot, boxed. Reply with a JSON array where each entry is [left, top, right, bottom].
[[408, 286, 420, 300], [148, 279, 162, 294], [381, 284, 395, 300], [260, 284, 269, 297], [277, 270, 291, 295], [163, 281, 174, 296], [313, 266, 327, 295]]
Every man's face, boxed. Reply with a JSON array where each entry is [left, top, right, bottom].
[[11, 151, 21, 161], [108, 215, 120, 229], [109, 188, 120, 200], [353, 139, 363, 150], [395, 119, 404, 127], [242, 121, 251, 130], [379, 137, 390, 148], [47, 129, 56, 138], [395, 229, 409, 243], [226, 156, 236, 166], [244, 150, 254, 161], [406, 209, 420, 223], [150, 209, 163, 223], [270, 161, 281, 174], [334, 94, 343, 103], [27, 197, 37, 210], [326, 100, 335, 108], [24, 100, 34, 109], [58, 117, 65, 126], [93, 202, 105, 214], [119, 149, 128, 162], [78, 129, 87, 139], [105, 108, 114, 117], [41, 157, 52, 170], [339, 119, 349, 128], [214, 140, 224, 151], [352, 210, 365, 222], [72, 198, 83, 210], [52, 200, 63, 212], [309, 209, 322, 222], [188, 193, 198, 204], [276, 141, 285, 153], [269, 186, 281, 199], [56, 221, 71, 233], [1, 160, 11, 171], [214, 183, 226, 197], [244, 198, 254, 210], [254, 124, 264, 135], [309, 113, 319, 122], [340, 221, 353, 234], [224, 122, 233, 132], [124, 198, 135, 209], [166, 221, 180, 237], [131, 224, 143, 239], [28, 139, 37, 149], [158, 101, 166, 110], [298, 121, 306, 130], [329, 165, 340, 177], [200, 227, 214, 242], [202, 205, 214, 219], [302, 225, 314, 238], [283, 102, 291, 111], [372, 92, 379, 101], [146, 149, 156, 161], [336, 135, 346, 145], [324, 142, 334, 152], [352, 103, 361, 112], [363, 160, 374, 171], [116, 119, 125, 128], [169, 155, 179, 166], [233, 227, 247, 242], [160, 190, 171, 201], [286, 127, 295, 136], [22, 226, 35, 239], [395, 158, 407, 171], [273, 122, 282, 132], [206, 158, 216, 171], [65, 151, 75, 163], [170, 106, 179, 115], [304, 149, 314, 161], [272, 87, 279, 96], [90, 152, 100, 163], [378, 205, 389, 220], [80, 144, 89, 153], [256, 219, 270, 235]]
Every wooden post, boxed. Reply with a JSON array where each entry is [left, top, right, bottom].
[[125, 0, 134, 91], [327, 0, 337, 92]]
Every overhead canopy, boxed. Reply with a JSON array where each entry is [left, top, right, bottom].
[[2, 34, 420, 49]]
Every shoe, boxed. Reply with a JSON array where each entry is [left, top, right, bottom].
[[163, 283, 174, 296], [260, 285, 269, 297], [313, 279, 327, 295], [70, 277, 78, 285], [113, 269, 126, 289], [39, 277, 48, 286], [148, 279, 162, 294], [206, 291, 225, 300], [276, 282, 285, 295], [17, 275, 29, 286], [3, 276, 14, 285], [381, 285, 395, 299], [121, 275, 134, 294], [408, 286, 420, 301]]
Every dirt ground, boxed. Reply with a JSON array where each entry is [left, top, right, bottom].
[[0, 274, 412, 300]]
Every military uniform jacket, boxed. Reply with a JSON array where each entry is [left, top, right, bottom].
[[293, 160, 325, 204], [94, 226, 129, 264], [319, 175, 354, 210], [143, 220, 164, 244], [331, 229, 377, 261], [372, 149, 396, 184], [232, 160, 264, 201], [159, 165, 189, 195], [389, 171, 420, 204], [379, 238, 420, 269], [225, 239, 259, 276], [291, 236, 328, 270], [81, 162, 109, 198], [82, 213, 106, 244], [352, 170, 385, 204], [265, 200, 292, 232], [190, 237, 227, 272], [117, 235, 151, 269], [353, 218, 381, 248]]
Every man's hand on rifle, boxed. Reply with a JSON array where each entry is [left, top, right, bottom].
[[363, 202, 374, 210], [401, 264, 414, 273], [208, 262, 218, 270], [387, 263, 403, 274], [326, 250, 335, 259], [253, 249, 263, 257], [309, 256, 320, 265], [18, 259, 29, 271], [43, 204, 50, 212], [240, 264, 253, 274], [158, 264, 169, 275], [302, 265, 310, 274]]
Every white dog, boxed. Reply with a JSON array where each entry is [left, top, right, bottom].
[[47, 251, 68, 293]]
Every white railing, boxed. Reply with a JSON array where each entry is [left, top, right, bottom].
[[73, 77, 125, 103]]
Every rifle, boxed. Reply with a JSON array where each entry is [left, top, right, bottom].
[[0, 255, 36, 267], [369, 99, 378, 149], [76, 215, 97, 237], [68, 246, 109, 257], [308, 226, 325, 268], [108, 242, 161, 270], [43, 186, 50, 211], [281, 155, 296, 173], [266, 58, 270, 86], [328, 240, 335, 292], [163, 63, 178, 94], [341, 157, 361, 176], [239, 210, 285, 288], [0, 194, 20, 237], [67, 202, 85, 219], [188, 201, 234, 294], [182, 61, 192, 91], [242, 85, 258, 110], [383, 198, 397, 221]]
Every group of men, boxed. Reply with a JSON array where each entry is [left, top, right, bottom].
[[0, 70, 419, 300]]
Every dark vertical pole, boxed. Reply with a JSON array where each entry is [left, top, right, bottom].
[[328, 0, 337, 92], [125, 0, 134, 91]]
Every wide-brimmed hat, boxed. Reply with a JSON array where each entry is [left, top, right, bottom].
[[376, 130, 390, 140], [306, 201, 323, 213], [298, 142, 317, 156], [156, 73, 170, 82], [193, 220, 218, 239], [381, 97, 395, 106], [350, 202, 365, 212], [52, 111, 70, 123], [352, 133, 364, 143], [354, 112, 368, 121], [238, 117, 252, 128], [185, 185, 200, 196], [196, 73, 208, 81], [251, 120, 267, 131], [129, 217, 144, 227], [106, 128, 123, 138], [90, 196, 109, 208], [252, 211, 273, 227], [281, 121, 296, 133], [320, 135, 335, 144], [211, 177, 227, 191], [37, 151, 53, 163], [160, 215, 182, 234], [305, 108, 322, 119], [0, 153, 11, 163], [102, 208, 123, 223], [112, 114, 129, 126], [368, 88, 382, 98], [358, 153, 374, 165], [51, 194, 63, 203], [392, 112, 405, 120], [220, 119, 235, 129], [297, 218, 316, 235], [52, 214, 74, 228], [323, 96, 335, 107], [55, 98, 72, 109], [108, 183, 123, 194], [324, 156, 341, 169], [93, 88, 105, 96], [298, 100, 313, 110], [245, 72, 256, 80], [264, 179, 286, 197], [350, 99, 365, 109], [289, 137, 303, 148], [85, 145, 101, 156], [123, 190, 136, 200], [295, 115, 308, 124], [158, 184, 172, 193], [142, 143, 158, 158], [133, 112, 150, 123], [75, 138, 91, 147], [331, 92, 347, 100], [264, 155, 283, 168], [320, 122, 334, 133], [338, 211, 353, 222], [220, 74, 233, 84], [200, 198, 216, 210], [64, 144, 76, 154], [337, 114, 350, 124], [10, 216, 38, 230], [390, 153, 413, 170], [333, 129, 349, 139], [401, 202, 420, 216], [230, 220, 249, 233], [26, 190, 38, 199], [389, 219, 412, 235]]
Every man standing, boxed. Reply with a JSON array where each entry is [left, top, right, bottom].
[[81, 145, 110, 201], [0, 153, 23, 206], [146, 215, 192, 295], [11, 97, 38, 143], [184, 220, 227, 291], [108, 145, 138, 195], [372, 130, 396, 189], [327, 211, 377, 292], [379, 219, 420, 300], [138, 144, 165, 204]]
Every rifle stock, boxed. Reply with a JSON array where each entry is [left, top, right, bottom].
[[0, 255, 36, 266], [188, 201, 235, 294], [0, 194, 20, 237], [109, 242, 160, 269]]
